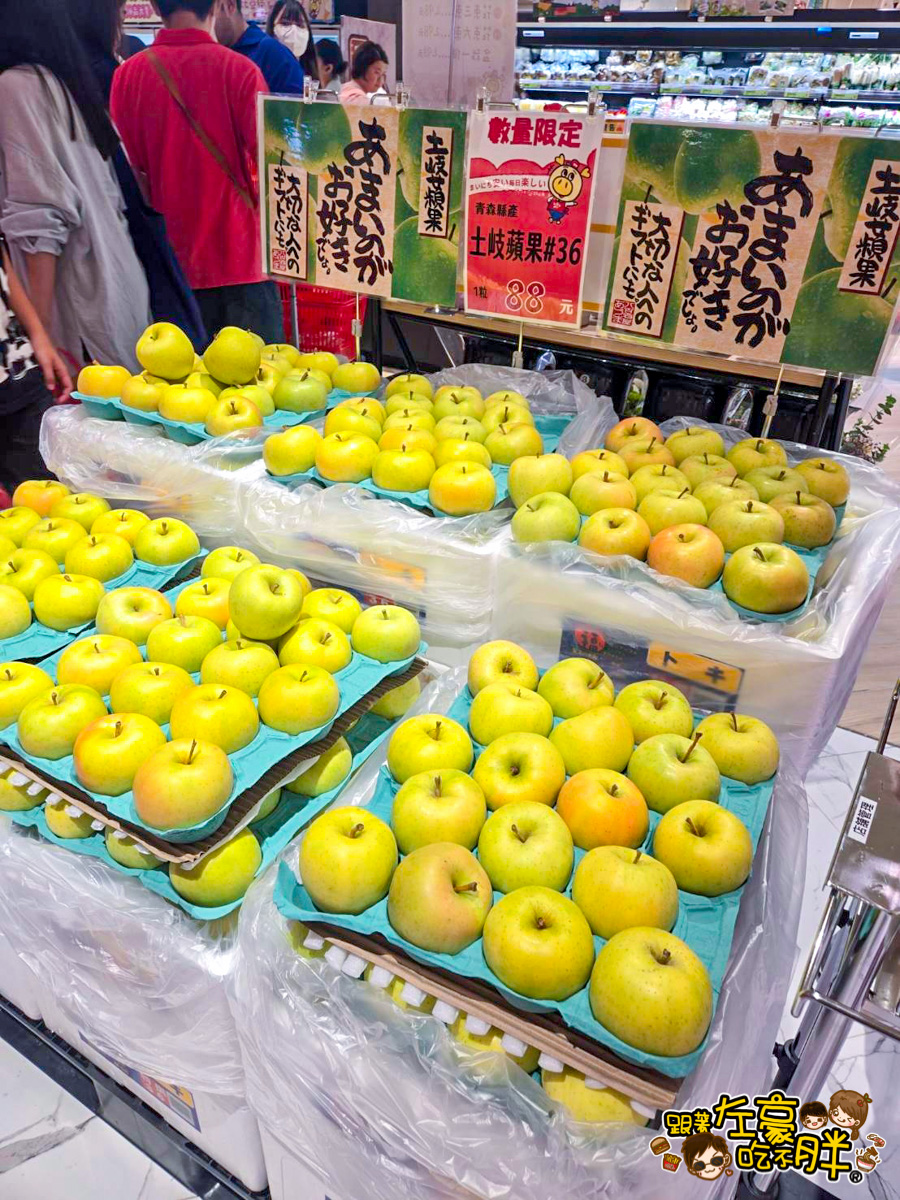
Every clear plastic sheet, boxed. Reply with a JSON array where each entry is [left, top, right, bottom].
[[229, 665, 808, 1200], [0, 820, 246, 1094]]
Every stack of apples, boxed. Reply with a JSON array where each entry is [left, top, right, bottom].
[[264, 376, 545, 517], [0, 483, 200, 638], [298, 638, 780, 1061], [510, 417, 850, 615]]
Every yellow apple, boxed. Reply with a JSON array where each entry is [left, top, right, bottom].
[[175, 577, 231, 630], [169, 829, 262, 906], [133, 738, 234, 830], [64, 533, 134, 582], [136, 322, 195, 381], [264, 425, 322, 476], [0, 661, 55, 727], [12, 479, 70, 518], [428, 462, 496, 515], [33, 572, 104, 630], [315, 433, 380, 483], [299, 807, 396, 913], [73, 712, 167, 795], [169, 682, 259, 753], [57, 634, 143, 694], [91, 508, 150, 545], [76, 363, 132, 398]]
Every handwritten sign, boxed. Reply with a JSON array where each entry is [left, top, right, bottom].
[[464, 110, 603, 327], [267, 161, 308, 280], [838, 160, 900, 297], [417, 126, 455, 239], [608, 200, 685, 338]]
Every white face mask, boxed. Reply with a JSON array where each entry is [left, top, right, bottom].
[[274, 22, 309, 58]]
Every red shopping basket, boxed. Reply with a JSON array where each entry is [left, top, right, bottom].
[[279, 283, 367, 359]]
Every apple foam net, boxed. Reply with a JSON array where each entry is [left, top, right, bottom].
[[227, 666, 809, 1200]]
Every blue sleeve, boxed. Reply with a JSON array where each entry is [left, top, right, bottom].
[[263, 41, 306, 96]]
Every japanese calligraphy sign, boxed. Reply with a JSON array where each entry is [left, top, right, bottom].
[[604, 123, 900, 376], [260, 97, 467, 306], [464, 110, 603, 327]]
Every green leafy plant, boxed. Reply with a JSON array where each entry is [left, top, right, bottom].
[[842, 394, 896, 463]]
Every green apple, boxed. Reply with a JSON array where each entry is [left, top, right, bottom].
[[136, 321, 195, 380], [170, 829, 262, 906], [371, 447, 436, 492], [626, 731, 721, 814], [0, 661, 54, 727], [484, 389, 530, 410], [385, 392, 433, 418], [109, 661, 195, 725], [203, 326, 262, 386], [386, 408, 436, 433], [370, 675, 421, 719], [472, 732, 566, 810], [477, 800, 573, 893], [569, 472, 637, 517], [482, 403, 533, 436], [133, 738, 233, 830], [146, 615, 223, 672], [390, 768, 486, 853], [570, 448, 629, 481], [646, 523, 725, 589], [629, 463, 690, 504], [387, 713, 473, 783], [707, 498, 785, 552], [693, 711, 779, 784], [17, 683, 107, 759], [56, 634, 142, 694], [170, 682, 258, 753], [589, 927, 712, 1055], [483, 886, 594, 1000], [96, 586, 173, 645], [537, 657, 614, 719], [678, 453, 736, 490], [614, 680, 693, 743], [299, 806, 397, 913], [285, 736, 352, 797], [301, 588, 362, 634], [541, 1067, 646, 1125], [45, 798, 97, 839], [134, 518, 200, 566], [32, 573, 104, 630], [721, 543, 809, 614], [350, 604, 421, 663], [432, 437, 491, 469], [232, 383, 274, 416], [573, 846, 678, 939], [23, 518, 87, 564], [279, 617, 351, 674], [91, 508, 151, 546], [49, 492, 110, 533], [796, 457, 849, 507], [664, 426, 725, 464], [484, 422, 543, 466], [273, 371, 329, 414], [332, 361, 381, 393], [159, 385, 215, 422], [743, 466, 808, 505], [578, 508, 651, 560], [250, 787, 281, 824], [121, 373, 167, 412], [202, 546, 261, 582], [186, 371, 223, 396], [73, 712, 167, 795], [105, 829, 163, 870], [727, 437, 788, 477], [511, 493, 580, 544], [469, 683, 553, 745], [468, 640, 538, 695], [205, 395, 262, 436], [693, 476, 760, 517], [387, 842, 492, 952], [549, 706, 634, 774], [556, 768, 648, 850], [508, 454, 574, 508], [770, 492, 836, 549], [264, 425, 323, 476], [432, 394, 485, 423], [229, 564, 305, 640], [386, 372, 433, 400], [257, 663, 340, 734], [0, 583, 31, 637], [433, 417, 485, 446], [652, 799, 753, 896], [325, 405, 382, 441], [0, 506, 41, 546], [201, 638, 279, 697], [64, 533, 134, 582], [0, 769, 45, 811]]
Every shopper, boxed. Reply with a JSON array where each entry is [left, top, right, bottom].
[[110, 0, 284, 343], [0, 0, 151, 370], [70, 0, 206, 349], [215, 0, 306, 95], [0, 234, 71, 489], [316, 39, 346, 92], [266, 0, 319, 80], [339, 41, 389, 105]]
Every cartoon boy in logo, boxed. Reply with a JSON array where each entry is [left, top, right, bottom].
[[800, 1101, 829, 1130], [683, 1132, 733, 1181], [547, 155, 591, 224], [829, 1090, 872, 1140]]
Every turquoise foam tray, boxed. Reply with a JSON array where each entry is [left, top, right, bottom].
[[0, 551, 205, 663], [275, 680, 776, 1081], [8, 710, 396, 921], [6, 614, 425, 842], [264, 413, 574, 516]]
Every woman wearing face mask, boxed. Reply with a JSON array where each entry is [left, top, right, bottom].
[[266, 0, 318, 80], [339, 41, 389, 105]]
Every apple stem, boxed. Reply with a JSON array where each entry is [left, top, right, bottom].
[[322, 633, 332, 644], [94, 642, 101, 654], [634, 849, 642, 864], [679, 731, 703, 763], [434, 720, 442, 740], [796, 491, 802, 505], [731, 711, 739, 731], [455, 881, 478, 894], [433, 775, 442, 797], [756, 440, 764, 452], [349, 823, 365, 839], [587, 671, 604, 691], [753, 546, 766, 562], [187, 739, 198, 764], [51, 692, 60, 706], [603, 471, 609, 482], [114, 720, 122, 737], [511, 823, 527, 844], [218, 689, 227, 700], [3, 669, 11, 680], [678, 488, 689, 499], [653, 690, 667, 710], [536, 915, 547, 929], [658, 948, 672, 965], [609, 783, 619, 796], [686, 817, 702, 837], [382, 609, 389, 620], [746, 501, 754, 513], [178, 615, 187, 626]]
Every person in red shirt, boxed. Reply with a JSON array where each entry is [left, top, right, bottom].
[[110, 0, 283, 343]]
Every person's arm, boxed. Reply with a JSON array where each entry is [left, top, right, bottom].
[[2, 244, 72, 399], [23, 252, 56, 333]]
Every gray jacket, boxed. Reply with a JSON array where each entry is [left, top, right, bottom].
[[0, 66, 150, 370]]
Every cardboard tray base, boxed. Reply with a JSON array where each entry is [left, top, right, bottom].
[[304, 920, 679, 1111], [0, 658, 427, 865]]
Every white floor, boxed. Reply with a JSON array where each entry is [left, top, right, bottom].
[[0, 728, 896, 1200]]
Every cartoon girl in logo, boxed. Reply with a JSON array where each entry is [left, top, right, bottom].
[[682, 1132, 732, 1181], [829, 1090, 872, 1140], [546, 155, 591, 224]]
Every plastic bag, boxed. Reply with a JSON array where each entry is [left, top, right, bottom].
[[229, 664, 809, 1200]]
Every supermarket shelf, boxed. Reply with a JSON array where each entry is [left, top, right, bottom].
[[0, 996, 265, 1200], [518, 17, 900, 50], [521, 80, 900, 101]]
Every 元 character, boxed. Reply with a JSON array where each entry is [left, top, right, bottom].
[[547, 155, 591, 224], [800, 1100, 829, 1130], [829, 1090, 872, 1140], [683, 1132, 733, 1181]]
